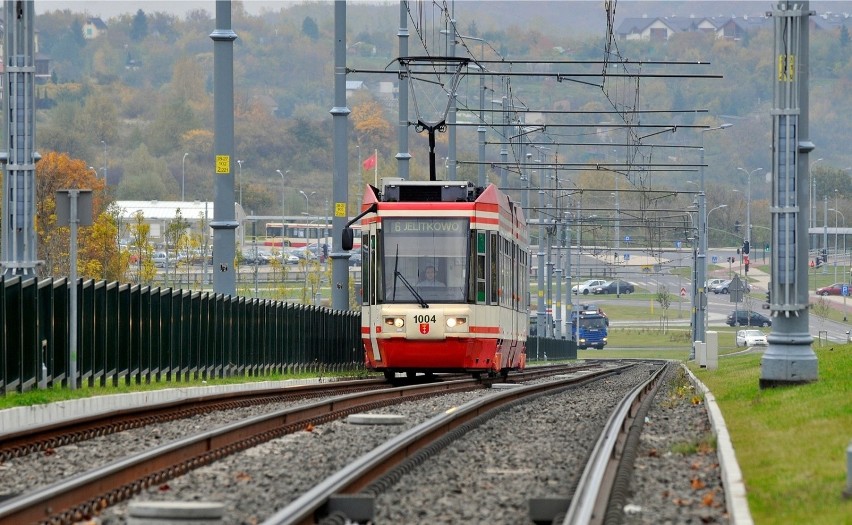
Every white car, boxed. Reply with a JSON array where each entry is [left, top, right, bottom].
[[736, 329, 768, 347], [151, 251, 172, 268], [572, 279, 607, 295]]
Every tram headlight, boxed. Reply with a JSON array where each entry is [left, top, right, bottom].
[[385, 317, 405, 328], [445, 317, 467, 329]]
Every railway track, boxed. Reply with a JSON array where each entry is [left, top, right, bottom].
[[264, 361, 667, 525], [0, 363, 604, 524]]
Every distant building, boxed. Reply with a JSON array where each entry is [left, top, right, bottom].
[[115, 200, 248, 246], [83, 17, 107, 40]]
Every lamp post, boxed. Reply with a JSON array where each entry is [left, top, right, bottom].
[[695, 123, 732, 353], [829, 207, 845, 282], [299, 190, 317, 257], [181, 152, 189, 201], [88, 166, 98, 179], [276, 170, 288, 265], [810, 157, 823, 250], [737, 167, 764, 248], [101, 140, 108, 183], [705, 203, 728, 330], [236, 159, 243, 208]]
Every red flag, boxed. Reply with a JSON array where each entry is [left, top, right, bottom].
[[362, 152, 377, 171]]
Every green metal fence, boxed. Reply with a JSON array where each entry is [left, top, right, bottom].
[[0, 276, 362, 394], [526, 336, 577, 362]]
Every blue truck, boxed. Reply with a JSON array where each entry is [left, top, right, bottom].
[[570, 305, 609, 349]]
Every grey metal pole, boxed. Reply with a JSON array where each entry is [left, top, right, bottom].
[[1, 0, 38, 278], [536, 179, 545, 340], [810, 158, 823, 250], [182, 152, 189, 202], [68, 192, 79, 389], [330, 0, 351, 310], [696, 123, 732, 351], [762, 0, 817, 387], [396, 2, 411, 180], [210, 0, 237, 296], [447, 5, 457, 181], [277, 170, 286, 265], [824, 196, 828, 274], [477, 42, 486, 188], [500, 94, 508, 189], [236, 158, 243, 208]]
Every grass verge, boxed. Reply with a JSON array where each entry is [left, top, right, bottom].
[[691, 347, 852, 525]]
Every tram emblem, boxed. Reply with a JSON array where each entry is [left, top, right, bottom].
[[419, 323, 430, 334]]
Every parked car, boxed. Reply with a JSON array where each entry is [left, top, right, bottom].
[[151, 251, 172, 268], [815, 283, 848, 296], [736, 329, 768, 347], [726, 310, 772, 327], [348, 251, 362, 267], [712, 279, 751, 294], [572, 279, 607, 295], [593, 280, 635, 294]]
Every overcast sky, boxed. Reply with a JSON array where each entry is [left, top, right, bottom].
[[35, 1, 286, 18]]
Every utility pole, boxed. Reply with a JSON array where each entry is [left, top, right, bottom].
[[762, 0, 818, 387], [210, 0, 237, 296], [1, 1, 39, 278]]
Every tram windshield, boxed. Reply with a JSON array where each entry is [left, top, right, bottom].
[[380, 218, 469, 303]]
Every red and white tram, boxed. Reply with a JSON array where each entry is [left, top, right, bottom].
[[344, 178, 530, 380]]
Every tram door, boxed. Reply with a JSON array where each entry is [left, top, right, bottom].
[[363, 232, 381, 362]]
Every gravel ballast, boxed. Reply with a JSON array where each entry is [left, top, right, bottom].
[[1, 363, 737, 524]]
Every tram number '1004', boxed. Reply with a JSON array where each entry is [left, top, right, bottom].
[[414, 314, 437, 324]]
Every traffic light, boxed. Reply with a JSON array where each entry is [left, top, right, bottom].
[[734, 220, 741, 233], [822, 248, 828, 263], [766, 289, 771, 303], [743, 240, 750, 254]]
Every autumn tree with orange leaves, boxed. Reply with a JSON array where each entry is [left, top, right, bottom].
[[32, 151, 127, 281]]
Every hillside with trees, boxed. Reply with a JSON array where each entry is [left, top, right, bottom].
[[20, 1, 852, 277]]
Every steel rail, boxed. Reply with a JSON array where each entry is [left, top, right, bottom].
[[0, 377, 391, 462], [261, 363, 635, 525], [0, 379, 482, 524], [562, 361, 670, 524], [0, 364, 592, 524]]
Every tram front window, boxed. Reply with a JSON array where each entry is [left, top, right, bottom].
[[381, 218, 469, 303]]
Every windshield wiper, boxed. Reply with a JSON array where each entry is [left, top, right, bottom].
[[390, 244, 428, 308], [396, 270, 428, 308]]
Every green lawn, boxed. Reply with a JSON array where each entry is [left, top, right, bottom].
[[692, 348, 852, 525]]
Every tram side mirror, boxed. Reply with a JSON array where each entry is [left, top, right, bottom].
[[341, 228, 354, 251]]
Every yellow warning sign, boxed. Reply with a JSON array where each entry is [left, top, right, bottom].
[[215, 155, 230, 174], [335, 202, 347, 217], [777, 54, 795, 82]]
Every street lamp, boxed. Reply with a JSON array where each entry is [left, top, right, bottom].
[[299, 190, 317, 257], [737, 167, 764, 248], [101, 140, 108, 183], [829, 207, 845, 282], [695, 122, 732, 352], [236, 159, 243, 208], [181, 152, 189, 201], [810, 157, 824, 249], [88, 166, 98, 179], [276, 170, 288, 264], [705, 203, 728, 332]]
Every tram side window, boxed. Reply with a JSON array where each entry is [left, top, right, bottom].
[[471, 232, 482, 304], [362, 233, 371, 306], [489, 232, 498, 304]]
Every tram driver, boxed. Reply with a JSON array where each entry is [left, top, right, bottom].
[[416, 265, 445, 287]]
